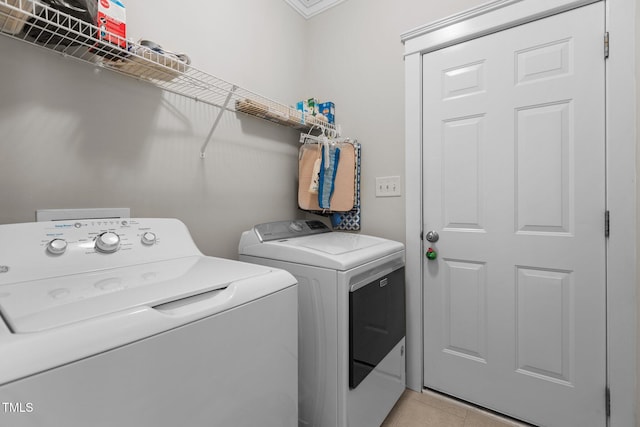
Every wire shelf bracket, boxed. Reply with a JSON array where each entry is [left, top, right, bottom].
[[200, 85, 237, 158]]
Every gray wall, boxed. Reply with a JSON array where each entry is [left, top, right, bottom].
[[303, 0, 487, 242], [636, 1, 640, 424]]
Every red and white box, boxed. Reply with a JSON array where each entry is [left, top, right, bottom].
[[96, 0, 126, 51]]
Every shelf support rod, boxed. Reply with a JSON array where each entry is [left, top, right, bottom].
[[200, 85, 237, 158]]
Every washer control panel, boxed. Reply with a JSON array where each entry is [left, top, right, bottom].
[[0, 218, 201, 284], [40, 219, 157, 256]]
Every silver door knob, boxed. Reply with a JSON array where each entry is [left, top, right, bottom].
[[426, 231, 439, 243]]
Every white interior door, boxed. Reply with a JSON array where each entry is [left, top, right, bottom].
[[422, 4, 606, 426]]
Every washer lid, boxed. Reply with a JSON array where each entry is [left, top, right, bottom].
[[0, 256, 279, 333], [241, 232, 404, 270]]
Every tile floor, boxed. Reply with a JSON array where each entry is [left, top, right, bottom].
[[382, 389, 533, 427]]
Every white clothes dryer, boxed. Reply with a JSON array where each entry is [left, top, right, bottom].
[[239, 220, 406, 427], [0, 218, 297, 427]]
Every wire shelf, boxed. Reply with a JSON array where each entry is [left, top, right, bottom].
[[0, 0, 338, 137]]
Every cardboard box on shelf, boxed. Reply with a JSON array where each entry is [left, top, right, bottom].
[[95, 0, 126, 56], [319, 102, 335, 124]]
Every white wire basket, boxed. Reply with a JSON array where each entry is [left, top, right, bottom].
[[0, 0, 33, 35], [105, 44, 189, 82], [235, 98, 331, 130]]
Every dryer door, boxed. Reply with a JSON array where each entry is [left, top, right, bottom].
[[349, 267, 405, 389]]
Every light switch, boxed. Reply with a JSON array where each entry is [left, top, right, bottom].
[[375, 176, 401, 197]]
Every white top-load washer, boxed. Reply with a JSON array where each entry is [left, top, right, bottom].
[[0, 218, 297, 427], [239, 220, 406, 427]]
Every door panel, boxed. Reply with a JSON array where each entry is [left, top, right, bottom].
[[516, 267, 573, 384], [443, 116, 485, 230], [422, 4, 606, 427], [443, 260, 487, 362], [516, 101, 572, 234]]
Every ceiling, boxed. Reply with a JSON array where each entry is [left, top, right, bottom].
[[283, 0, 347, 19]]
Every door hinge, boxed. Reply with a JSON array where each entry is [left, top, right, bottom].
[[605, 210, 610, 238], [605, 387, 611, 418], [604, 32, 610, 59]]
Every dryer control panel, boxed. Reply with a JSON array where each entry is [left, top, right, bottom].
[[253, 220, 330, 242]]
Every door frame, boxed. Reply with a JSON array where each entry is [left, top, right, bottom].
[[401, 1, 637, 426]]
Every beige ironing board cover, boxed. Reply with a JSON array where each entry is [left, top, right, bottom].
[[298, 142, 355, 212]]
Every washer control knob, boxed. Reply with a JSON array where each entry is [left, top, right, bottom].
[[47, 238, 68, 255], [95, 232, 120, 253], [141, 232, 157, 246]]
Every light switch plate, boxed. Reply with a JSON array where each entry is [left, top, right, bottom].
[[375, 176, 401, 197]]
